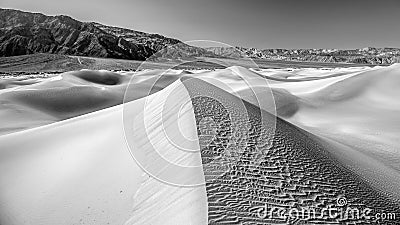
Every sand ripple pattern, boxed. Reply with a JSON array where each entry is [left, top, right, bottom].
[[183, 77, 400, 225]]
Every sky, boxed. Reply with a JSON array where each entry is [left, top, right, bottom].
[[1, 0, 400, 49]]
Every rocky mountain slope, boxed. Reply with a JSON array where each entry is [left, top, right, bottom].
[[1, 8, 399, 65], [0, 8, 212, 60], [207, 47, 400, 65]]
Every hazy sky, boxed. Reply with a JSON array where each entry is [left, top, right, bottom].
[[1, 0, 400, 49]]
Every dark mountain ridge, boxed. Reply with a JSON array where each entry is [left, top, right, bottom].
[[1, 8, 399, 65], [0, 8, 212, 60]]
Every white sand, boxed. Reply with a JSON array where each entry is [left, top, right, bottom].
[[0, 79, 207, 225], [1, 64, 399, 224], [193, 65, 400, 202]]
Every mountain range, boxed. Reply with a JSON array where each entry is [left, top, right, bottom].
[[0, 8, 212, 60], [207, 46, 400, 64], [1, 8, 400, 65]]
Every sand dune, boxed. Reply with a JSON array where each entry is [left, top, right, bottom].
[[182, 77, 400, 224], [0, 102, 143, 225], [0, 79, 207, 225], [0, 66, 374, 135], [0, 65, 399, 224], [0, 77, 43, 90], [282, 64, 400, 203], [0, 69, 186, 135], [253, 66, 376, 80]]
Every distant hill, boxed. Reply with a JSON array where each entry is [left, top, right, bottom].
[[206, 47, 400, 65], [0, 8, 213, 60], [1, 8, 399, 65]]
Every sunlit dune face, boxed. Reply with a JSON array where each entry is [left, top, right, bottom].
[[1, 65, 400, 224]]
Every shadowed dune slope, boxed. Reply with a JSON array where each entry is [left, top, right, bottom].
[[0, 78, 42, 89], [193, 66, 375, 119], [182, 77, 400, 224], [0, 69, 184, 135], [0, 66, 373, 135]]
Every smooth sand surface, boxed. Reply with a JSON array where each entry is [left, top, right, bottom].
[[0, 102, 143, 225], [0, 79, 207, 225], [285, 64, 400, 202]]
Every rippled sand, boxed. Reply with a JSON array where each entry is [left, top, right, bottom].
[[0, 64, 399, 224]]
